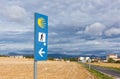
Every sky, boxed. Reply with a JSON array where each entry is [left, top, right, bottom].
[[0, 0, 120, 56]]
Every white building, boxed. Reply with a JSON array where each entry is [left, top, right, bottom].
[[106, 54, 120, 61], [78, 57, 90, 63], [79, 57, 84, 60], [107, 54, 118, 60], [85, 57, 90, 60], [9, 55, 24, 59]]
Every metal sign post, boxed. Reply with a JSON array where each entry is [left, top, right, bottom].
[[34, 60, 37, 79], [34, 13, 48, 79], [88, 59, 91, 69]]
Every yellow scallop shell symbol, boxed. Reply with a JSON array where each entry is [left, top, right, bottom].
[[38, 18, 46, 28]]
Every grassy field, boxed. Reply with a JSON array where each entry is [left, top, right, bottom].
[[0, 57, 94, 79], [91, 62, 120, 68], [88, 68, 113, 79]]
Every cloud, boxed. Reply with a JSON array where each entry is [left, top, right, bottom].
[[76, 31, 83, 34], [0, 0, 120, 55], [84, 22, 106, 36], [105, 28, 120, 36], [48, 38, 120, 55], [2, 5, 27, 22], [0, 43, 33, 54], [0, 22, 32, 35], [49, 32, 58, 36]]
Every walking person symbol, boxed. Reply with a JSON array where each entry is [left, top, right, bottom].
[[40, 33, 43, 41], [38, 32, 46, 42]]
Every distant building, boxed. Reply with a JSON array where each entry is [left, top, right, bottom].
[[107, 54, 118, 60], [9, 55, 24, 59], [107, 54, 120, 61], [79, 57, 84, 60], [85, 57, 90, 60], [91, 57, 101, 62], [66, 60, 70, 63], [113, 58, 120, 61], [54, 58, 64, 61], [78, 57, 90, 63]]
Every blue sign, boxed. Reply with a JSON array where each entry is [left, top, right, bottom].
[[34, 13, 48, 61]]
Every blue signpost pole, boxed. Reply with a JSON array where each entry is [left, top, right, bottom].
[[34, 13, 48, 79]]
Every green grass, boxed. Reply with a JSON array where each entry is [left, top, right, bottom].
[[88, 68, 113, 79], [82, 64, 114, 79]]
